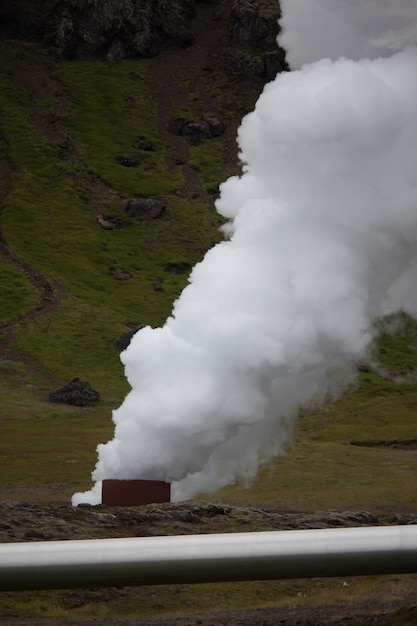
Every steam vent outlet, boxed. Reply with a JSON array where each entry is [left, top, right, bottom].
[[102, 479, 171, 507]]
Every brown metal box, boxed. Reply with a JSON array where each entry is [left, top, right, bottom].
[[102, 479, 171, 507]]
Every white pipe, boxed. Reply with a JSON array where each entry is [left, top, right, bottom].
[[0, 525, 416, 591]]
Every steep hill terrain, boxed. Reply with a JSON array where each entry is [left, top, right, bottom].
[[0, 1, 417, 625]]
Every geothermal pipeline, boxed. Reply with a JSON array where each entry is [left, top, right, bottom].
[[0, 525, 417, 591]]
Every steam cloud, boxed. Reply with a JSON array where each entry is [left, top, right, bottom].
[[279, 0, 417, 68], [73, 0, 417, 506]]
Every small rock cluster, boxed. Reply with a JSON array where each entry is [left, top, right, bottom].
[[49, 377, 100, 407], [124, 196, 167, 219], [168, 114, 226, 145]]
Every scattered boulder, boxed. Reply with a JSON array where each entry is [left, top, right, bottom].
[[111, 268, 132, 280], [164, 262, 192, 274], [108, 264, 133, 280], [116, 153, 141, 167], [125, 197, 166, 219], [53, 130, 72, 151], [202, 114, 226, 137], [167, 114, 225, 145], [138, 138, 154, 151], [153, 279, 164, 292], [181, 118, 212, 145], [49, 378, 100, 406], [129, 71, 144, 81], [97, 214, 124, 230]]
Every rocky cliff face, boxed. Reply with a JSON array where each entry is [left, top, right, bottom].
[[0, 0, 196, 61], [44, 0, 197, 62], [0, 0, 286, 78], [226, 0, 287, 80]]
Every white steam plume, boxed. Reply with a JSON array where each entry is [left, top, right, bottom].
[[279, 0, 417, 68], [73, 0, 417, 506]]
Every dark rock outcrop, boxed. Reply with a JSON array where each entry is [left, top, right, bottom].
[[224, 46, 287, 81], [229, 0, 280, 49], [225, 0, 288, 80], [0, 0, 287, 80], [164, 262, 192, 274], [168, 114, 225, 145], [138, 138, 154, 152], [125, 197, 166, 219], [116, 153, 141, 167], [0, 0, 197, 61], [115, 324, 145, 350], [49, 377, 100, 406], [0, 0, 288, 80]]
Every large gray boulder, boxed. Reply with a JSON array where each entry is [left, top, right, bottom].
[[167, 114, 226, 145], [125, 197, 166, 219]]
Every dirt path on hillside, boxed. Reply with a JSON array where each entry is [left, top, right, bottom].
[[148, 0, 243, 202], [0, 44, 68, 337]]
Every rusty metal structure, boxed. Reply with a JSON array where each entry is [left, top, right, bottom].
[[101, 479, 171, 506], [0, 524, 416, 591]]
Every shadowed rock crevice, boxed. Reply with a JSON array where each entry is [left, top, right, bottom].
[[351, 438, 417, 450]]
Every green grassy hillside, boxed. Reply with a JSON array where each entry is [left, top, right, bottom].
[[0, 40, 234, 498], [0, 38, 417, 626], [0, 40, 416, 511]]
